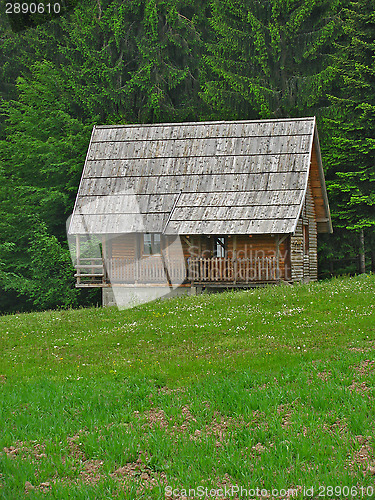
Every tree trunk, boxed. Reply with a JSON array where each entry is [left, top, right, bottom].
[[359, 229, 366, 274], [371, 249, 375, 273]]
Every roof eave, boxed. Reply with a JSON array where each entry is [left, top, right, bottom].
[[313, 123, 333, 234], [291, 118, 333, 235], [68, 125, 96, 235], [291, 117, 316, 235]]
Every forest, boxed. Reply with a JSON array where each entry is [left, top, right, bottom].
[[0, 0, 374, 313]]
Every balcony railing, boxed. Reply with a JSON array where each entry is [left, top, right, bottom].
[[75, 256, 288, 286], [107, 257, 187, 284], [188, 257, 284, 283]]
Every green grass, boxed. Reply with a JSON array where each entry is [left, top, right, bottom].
[[0, 275, 374, 499]]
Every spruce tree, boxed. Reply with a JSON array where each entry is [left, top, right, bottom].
[[202, 0, 344, 119], [323, 0, 375, 272]]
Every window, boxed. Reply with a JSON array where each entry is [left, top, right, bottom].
[[143, 233, 161, 255], [214, 236, 226, 258]]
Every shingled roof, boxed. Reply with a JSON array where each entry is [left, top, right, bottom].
[[68, 117, 332, 236]]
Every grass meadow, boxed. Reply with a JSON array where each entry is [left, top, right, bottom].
[[0, 275, 374, 499]]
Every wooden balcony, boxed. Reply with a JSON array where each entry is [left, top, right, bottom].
[[107, 257, 187, 284], [75, 256, 288, 287], [74, 257, 104, 286], [75, 256, 187, 286], [188, 257, 288, 284]]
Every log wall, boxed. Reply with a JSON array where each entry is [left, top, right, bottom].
[[290, 219, 304, 283], [290, 179, 318, 283], [306, 181, 318, 281]]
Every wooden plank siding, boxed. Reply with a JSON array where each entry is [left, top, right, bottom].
[[310, 143, 327, 224], [306, 181, 318, 281], [309, 137, 332, 233], [110, 234, 137, 259], [290, 220, 304, 283], [186, 235, 290, 279], [104, 234, 291, 285], [290, 178, 318, 283]]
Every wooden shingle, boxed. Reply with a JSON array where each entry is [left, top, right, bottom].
[[68, 117, 332, 235]]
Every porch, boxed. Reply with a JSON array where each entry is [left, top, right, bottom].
[[75, 256, 289, 286], [188, 256, 288, 284]]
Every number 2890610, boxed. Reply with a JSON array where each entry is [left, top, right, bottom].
[[6, 3, 61, 14]]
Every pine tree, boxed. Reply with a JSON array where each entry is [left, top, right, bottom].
[[0, 0, 210, 312], [202, 0, 344, 119], [45, 0, 208, 123], [0, 61, 96, 311], [323, 0, 375, 272]]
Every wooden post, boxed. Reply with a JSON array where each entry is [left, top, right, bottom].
[[276, 234, 289, 281], [160, 235, 172, 288], [233, 235, 237, 284], [276, 235, 280, 281], [258, 258, 261, 281], [101, 235, 107, 284], [135, 234, 140, 283], [76, 235, 80, 286]]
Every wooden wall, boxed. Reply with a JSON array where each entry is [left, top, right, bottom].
[[306, 181, 318, 281], [234, 235, 290, 280], [109, 234, 191, 261], [110, 234, 137, 259], [290, 179, 318, 283], [290, 220, 303, 283], [182, 234, 290, 280], [310, 141, 329, 232], [163, 235, 191, 261], [177, 235, 288, 259], [108, 233, 291, 281]]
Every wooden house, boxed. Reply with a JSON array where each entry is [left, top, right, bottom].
[[68, 117, 332, 306]]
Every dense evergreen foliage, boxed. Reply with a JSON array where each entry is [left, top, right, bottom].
[[321, 0, 375, 273], [202, 0, 344, 119], [0, 0, 374, 312]]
